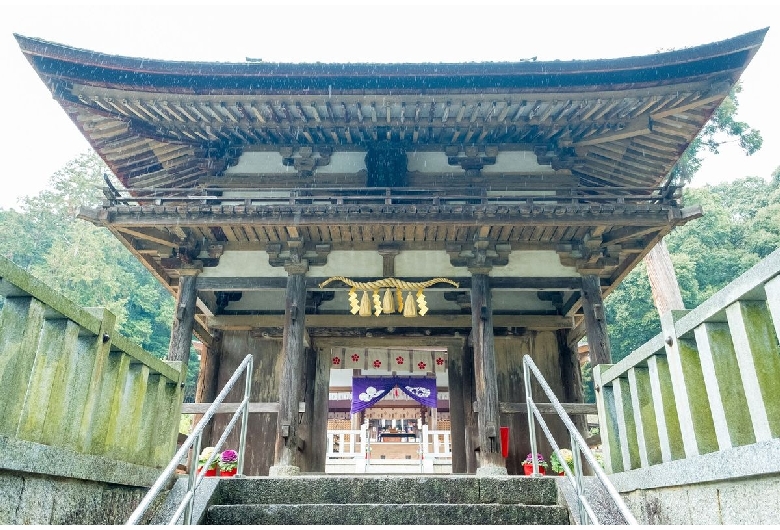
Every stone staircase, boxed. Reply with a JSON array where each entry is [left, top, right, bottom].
[[200, 475, 571, 525]]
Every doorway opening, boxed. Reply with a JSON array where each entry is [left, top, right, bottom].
[[326, 346, 451, 474]]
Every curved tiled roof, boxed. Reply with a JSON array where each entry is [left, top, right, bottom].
[[16, 29, 767, 192]]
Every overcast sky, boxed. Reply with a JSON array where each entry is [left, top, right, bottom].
[[1, 2, 778, 210]]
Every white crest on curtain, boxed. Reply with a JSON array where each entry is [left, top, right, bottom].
[[404, 385, 431, 398], [359, 386, 385, 403]]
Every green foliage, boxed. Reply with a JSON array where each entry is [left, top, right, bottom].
[[550, 448, 573, 474], [605, 262, 660, 362], [670, 84, 763, 186], [581, 361, 595, 404], [606, 174, 780, 362], [0, 151, 175, 360]]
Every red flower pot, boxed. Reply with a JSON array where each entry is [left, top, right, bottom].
[[220, 468, 238, 477], [197, 466, 217, 477], [523, 463, 546, 475]]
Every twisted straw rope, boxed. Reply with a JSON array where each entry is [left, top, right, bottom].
[[319, 276, 459, 290]]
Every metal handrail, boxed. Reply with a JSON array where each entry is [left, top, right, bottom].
[[523, 354, 637, 525], [126, 354, 254, 525]]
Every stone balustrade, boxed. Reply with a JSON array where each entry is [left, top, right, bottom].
[[0, 256, 183, 468], [594, 247, 780, 474]]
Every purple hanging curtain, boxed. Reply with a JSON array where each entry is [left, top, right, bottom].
[[351, 376, 437, 414]]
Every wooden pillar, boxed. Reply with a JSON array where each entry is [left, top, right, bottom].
[[300, 345, 330, 472], [470, 272, 507, 475], [351, 368, 362, 430], [447, 340, 467, 474], [167, 269, 200, 369], [194, 335, 220, 454], [645, 239, 685, 317], [271, 269, 307, 475], [378, 243, 400, 277], [581, 274, 612, 366], [463, 343, 478, 474]]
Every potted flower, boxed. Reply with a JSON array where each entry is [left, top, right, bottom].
[[550, 448, 574, 475], [219, 449, 239, 477], [592, 447, 604, 469], [521, 452, 548, 475], [197, 446, 218, 477]]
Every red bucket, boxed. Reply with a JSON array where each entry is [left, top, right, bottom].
[[500, 426, 509, 458]]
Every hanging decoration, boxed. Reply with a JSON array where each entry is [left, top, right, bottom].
[[351, 375, 437, 414], [319, 277, 459, 317], [332, 348, 448, 373]]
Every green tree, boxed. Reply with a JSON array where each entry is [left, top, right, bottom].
[[669, 84, 762, 186], [0, 151, 176, 359], [607, 174, 780, 362]]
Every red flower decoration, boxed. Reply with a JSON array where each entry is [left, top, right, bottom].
[[396, 356, 405, 365], [332, 357, 341, 365], [351, 354, 360, 362], [436, 357, 445, 366], [373, 359, 382, 368], [418, 362, 427, 370]]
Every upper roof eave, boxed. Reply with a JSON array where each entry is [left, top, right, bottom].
[[14, 28, 768, 94]]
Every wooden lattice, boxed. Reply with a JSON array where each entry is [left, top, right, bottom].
[[327, 419, 352, 431]]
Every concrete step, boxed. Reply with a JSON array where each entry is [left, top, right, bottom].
[[212, 476, 560, 506], [206, 502, 570, 525], [202, 475, 571, 525]]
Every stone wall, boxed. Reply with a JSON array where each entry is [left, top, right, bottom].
[[0, 435, 162, 525], [611, 438, 780, 524], [0, 257, 183, 469], [0, 471, 149, 525]]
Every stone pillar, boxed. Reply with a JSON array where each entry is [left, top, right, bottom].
[[270, 264, 307, 476], [470, 271, 507, 476], [581, 274, 611, 366]]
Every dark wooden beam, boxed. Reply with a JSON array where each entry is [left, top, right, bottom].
[[114, 226, 182, 248], [180, 402, 306, 414], [104, 209, 677, 229], [498, 402, 597, 415], [167, 270, 199, 380], [208, 314, 574, 331], [581, 275, 611, 366], [196, 276, 584, 291]]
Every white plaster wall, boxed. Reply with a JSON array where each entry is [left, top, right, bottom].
[[491, 291, 555, 311], [309, 251, 383, 277], [224, 151, 287, 174], [482, 151, 555, 174], [225, 150, 554, 176], [199, 251, 288, 277], [406, 151, 464, 174], [313, 152, 366, 174], [492, 251, 580, 278], [395, 251, 466, 277], [224, 291, 284, 311]]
